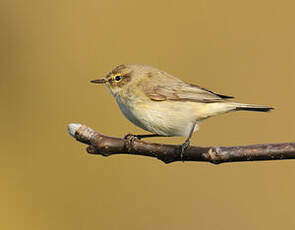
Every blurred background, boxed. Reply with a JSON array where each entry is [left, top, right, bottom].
[[1, 0, 295, 229]]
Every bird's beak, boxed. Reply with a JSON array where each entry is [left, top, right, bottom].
[[90, 78, 106, 84]]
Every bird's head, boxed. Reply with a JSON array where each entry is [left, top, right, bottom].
[[91, 64, 156, 96]]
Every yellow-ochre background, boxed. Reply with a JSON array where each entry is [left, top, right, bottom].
[[1, 0, 295, 229]]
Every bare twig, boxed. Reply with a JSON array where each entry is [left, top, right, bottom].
[[67, 123, 295, 164]]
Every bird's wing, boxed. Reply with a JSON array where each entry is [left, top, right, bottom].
[[143, 73, 233, 103]]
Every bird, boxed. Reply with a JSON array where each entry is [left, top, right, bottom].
[[91, 64, 273, 159]]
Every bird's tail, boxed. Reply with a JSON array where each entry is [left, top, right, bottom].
[[233, 103, 274, 112]]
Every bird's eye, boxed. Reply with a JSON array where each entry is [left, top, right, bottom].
[[115, 76, 121, 81]]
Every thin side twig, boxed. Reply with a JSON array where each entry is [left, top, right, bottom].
[[67, 123, 295, 164]]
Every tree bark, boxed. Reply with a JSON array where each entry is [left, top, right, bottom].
[[67, 123, 295, 164]]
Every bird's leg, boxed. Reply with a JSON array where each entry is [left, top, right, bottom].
[[124, 133, 161, 144], [180, 120, 198, 161]]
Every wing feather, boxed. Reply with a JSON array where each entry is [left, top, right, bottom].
[[143, 71, 233, 103]]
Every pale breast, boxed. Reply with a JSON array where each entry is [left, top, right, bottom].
[[115, 95, 199, 137], [115, 96, 149, 131]]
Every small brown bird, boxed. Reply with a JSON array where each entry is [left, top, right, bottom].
[[91, 64, 273, 159]]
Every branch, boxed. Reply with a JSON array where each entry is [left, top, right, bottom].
[[67, 123, 295, 164]]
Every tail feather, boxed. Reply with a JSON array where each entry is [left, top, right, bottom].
[[234, 103, 274, 112]]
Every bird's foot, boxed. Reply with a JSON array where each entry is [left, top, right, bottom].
[[179, 139, 191, 161], [123, 133, 141, 145]]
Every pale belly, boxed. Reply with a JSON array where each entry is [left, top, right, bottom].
[[115, 97, 200, 137]]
